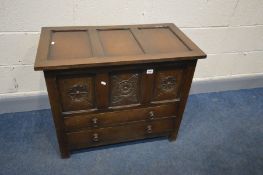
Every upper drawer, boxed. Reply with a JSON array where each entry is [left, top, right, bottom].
[[64, 103, 177, 132]]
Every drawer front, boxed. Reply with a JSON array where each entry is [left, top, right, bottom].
[[67, 118, 174, 150], [64, 103, 177, 132]]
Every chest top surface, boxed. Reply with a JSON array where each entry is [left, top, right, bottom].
[[34, 23, 206, 71]]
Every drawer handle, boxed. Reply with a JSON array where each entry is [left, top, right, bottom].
[[92, 117, 98, 127], [146, 125, 152, 134], [149, 111, 155, 120], [92, 133, 99, 142]]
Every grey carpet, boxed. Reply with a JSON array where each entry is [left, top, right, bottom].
[[0, 88, 262, 175]]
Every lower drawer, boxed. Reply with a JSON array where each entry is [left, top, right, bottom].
[[64, 103, 177, 132], [67, 118, 174, 150]]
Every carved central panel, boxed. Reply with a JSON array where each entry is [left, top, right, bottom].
[[111, 73, 139, 106]]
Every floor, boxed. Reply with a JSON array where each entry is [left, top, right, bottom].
[[0, 88, 262, 175]]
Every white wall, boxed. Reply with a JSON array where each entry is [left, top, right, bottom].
[[0, 0, 263, 112]]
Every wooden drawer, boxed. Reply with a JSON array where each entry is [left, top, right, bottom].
[[67, 118, 174, 150], [64, 103, 177, 132]]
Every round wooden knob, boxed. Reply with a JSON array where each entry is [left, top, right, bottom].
[[92, 133, 99, 142], [149, 111, 155, 120], [146, 125, 152, 133], [92, 117, 98, 127]]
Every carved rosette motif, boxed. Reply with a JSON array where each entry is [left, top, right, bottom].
[[111, 74, 139, 105], [160, 76, 177, 93], [68, 84, 89, 103]]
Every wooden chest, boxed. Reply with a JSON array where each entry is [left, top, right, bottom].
[[34, 23, 206, 158]]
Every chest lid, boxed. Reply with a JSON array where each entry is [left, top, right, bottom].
[[34, 23, 206, 70]]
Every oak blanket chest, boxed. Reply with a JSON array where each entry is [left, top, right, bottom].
[[34, 23, 206, 158]]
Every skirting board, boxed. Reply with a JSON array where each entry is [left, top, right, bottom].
[[0, 73, 263, 114]]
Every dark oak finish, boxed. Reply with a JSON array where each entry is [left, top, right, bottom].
[[35, 23, 206, 158], [64, 103, 178, 132], [153, 68, 184, 102], [67, 118, 175, 150], [95, 73, 109, 109], [44, 72, 69, 158], [169, 60, 197, 141], [34, 23, 206, 71], [57, 73, 95, 112]]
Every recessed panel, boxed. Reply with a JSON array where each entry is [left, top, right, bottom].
[[57, 74, 95, 112], [49, 31, 92, 59], [153, 69, 183, 101], [98, 29, 143, 56], [139, 27, 190, 53]]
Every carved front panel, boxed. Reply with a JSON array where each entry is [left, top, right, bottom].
[[110, 72, 140, 106], [153, 69, 183, 101], [57, 74, 95, 112]]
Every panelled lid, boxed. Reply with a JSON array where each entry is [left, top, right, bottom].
[[34, 23, 206, 70]]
